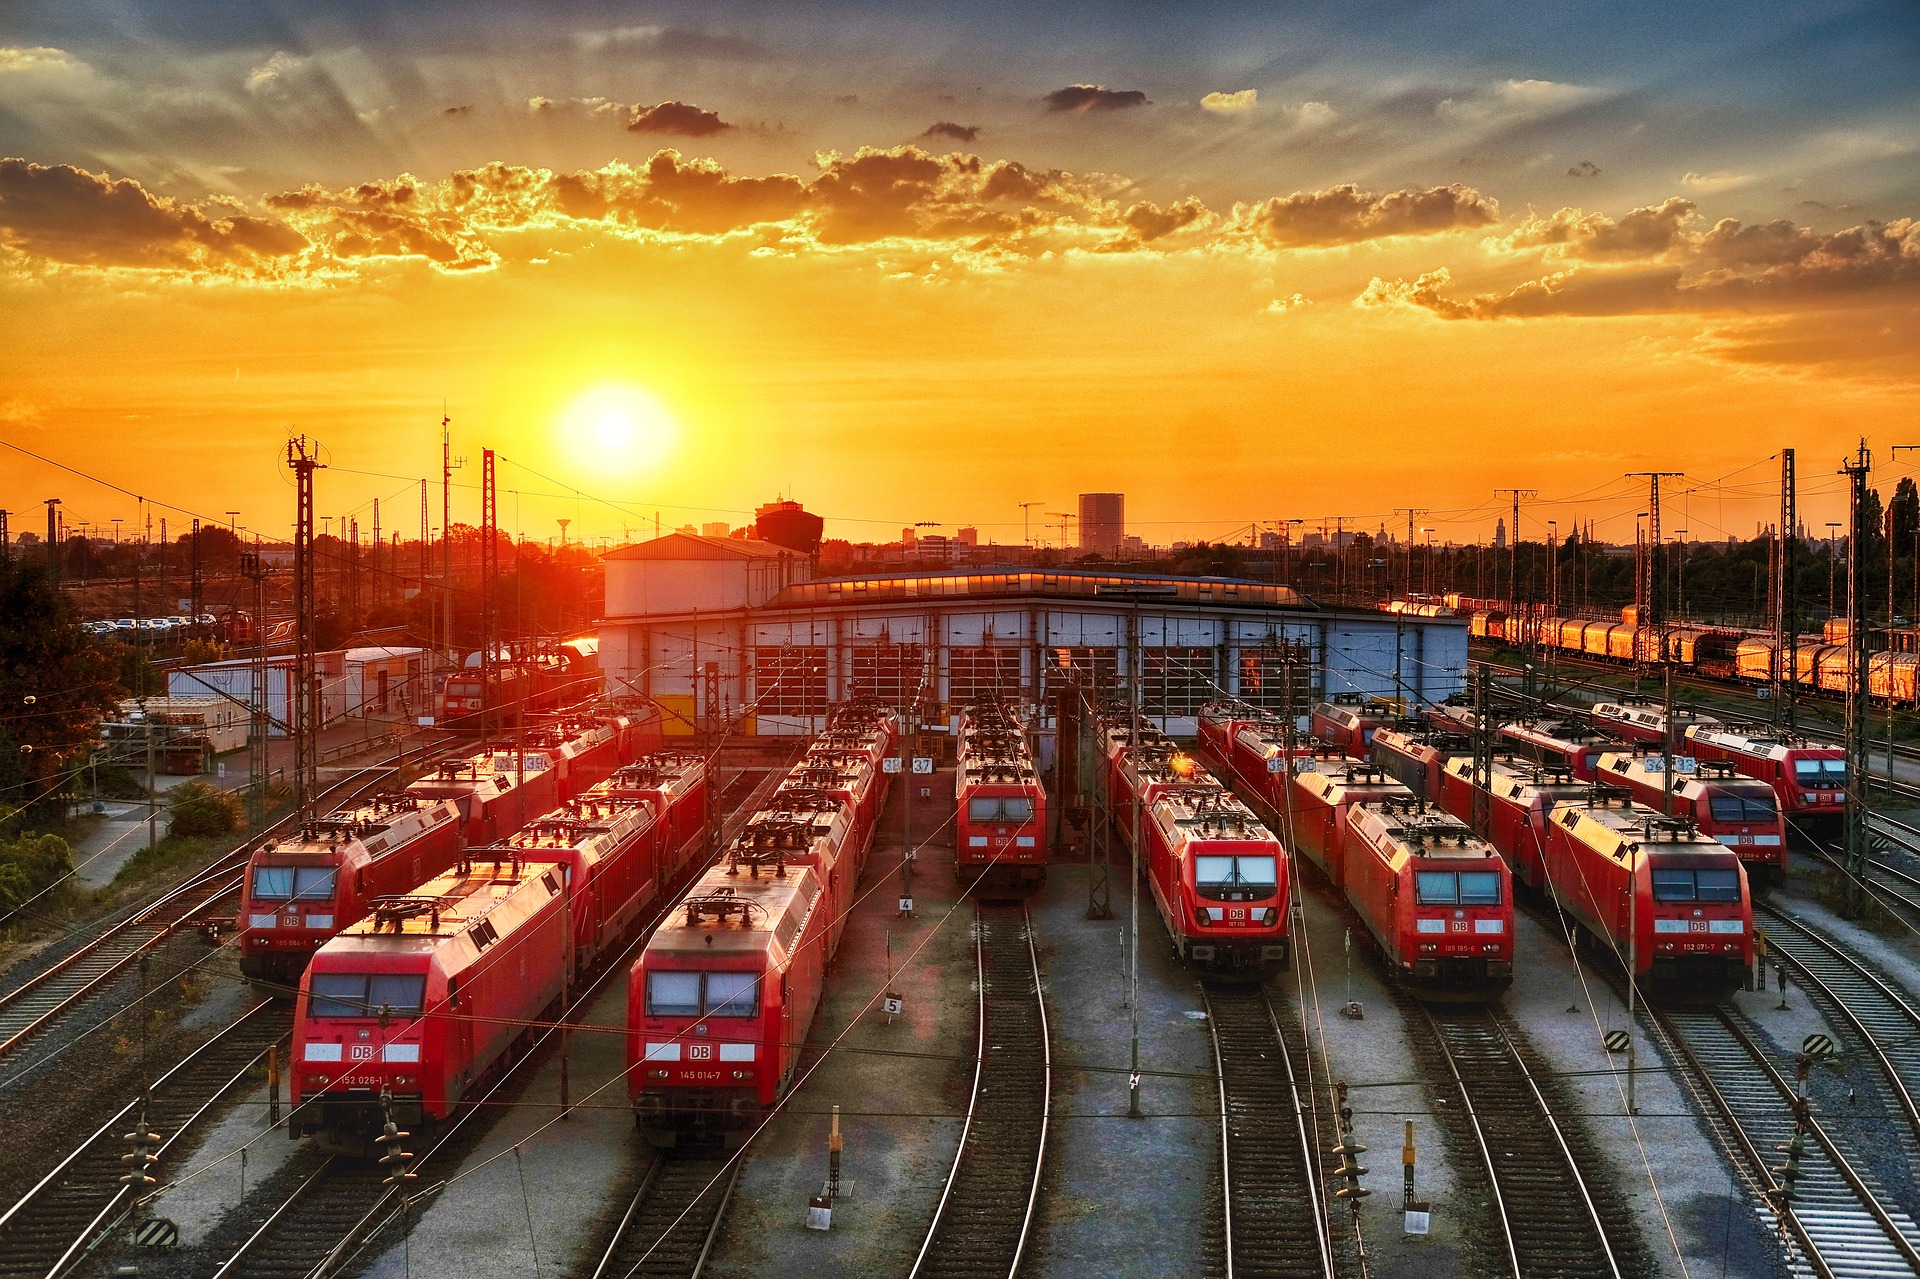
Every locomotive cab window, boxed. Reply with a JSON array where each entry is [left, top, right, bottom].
[[967, 797, 1036, 824], [1708, 794, 1778, 824], [252, 866, 337, 901], [308, 973, 427, 1018], [1794, 759, 1846, 783], [645, 970, 761, 1018], [1195, 855, 1278, 900], [1415, 871, 1503, 906], [1651, 868, 1743, 903]]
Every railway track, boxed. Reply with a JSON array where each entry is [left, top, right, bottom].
[[0, 999, 291, 1279], [0, 743, 448, 1073], [1409, 1003, 1630, 1279], [589, 1153, 741, 1279], [1650, 1005, 1920, 1278], [1756, 905, 1920, 1150], [908, 901, 1050, 1279], [1200, 983, 1336, 1279]]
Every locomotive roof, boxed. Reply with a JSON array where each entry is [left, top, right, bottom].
[[1595, 752, 1773, 796], [1550, 799, 1725, 858], [1590, 700, 1717, 730], [1684, 725, 1843, 759], [603, 752, 706, 790], [1502, 718, 1613, 747], [335, 856, 567, 943], [1295, 765, 1409, 800], [647, 864, 823, 957], [1349, 801, 1497, 858], [500, 797, 653, 854], [261, 795, 459, 860]]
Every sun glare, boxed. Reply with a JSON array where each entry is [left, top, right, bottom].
[[561, 385, 676, 475]]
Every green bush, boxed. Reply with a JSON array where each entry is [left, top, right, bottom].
[[167, 781, 243, 838], [0, 832, 75, 916]]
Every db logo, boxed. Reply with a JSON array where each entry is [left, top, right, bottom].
[[1450, 920, 1468, 933], [689, 1043, 713, 1061], [1228, 908, 1246, 921], [350, 1044, 374, 1062]]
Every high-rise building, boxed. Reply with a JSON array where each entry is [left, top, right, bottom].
[[956, 527, 979, 547], [1078, 492, 1124, 556], [1493, 517, 1507, 549]]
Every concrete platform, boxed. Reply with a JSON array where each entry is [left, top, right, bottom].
[[707, 768, 974, 1278]]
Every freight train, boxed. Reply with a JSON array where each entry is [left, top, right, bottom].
[[1341, 796, 1513, 999], [1455, 597, 1920, 707], [954, 701, 1048, 888], [1542, 791, 1753, 1002], [290, 751, 714, 1150], [628, 706, 890, 1144]]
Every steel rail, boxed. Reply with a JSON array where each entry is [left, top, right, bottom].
[[908, 901, 1050, 1279], [1201, 983, 1337, 1279], [0, 742, 446, 1066], [1753, 906, 1920, 1148]]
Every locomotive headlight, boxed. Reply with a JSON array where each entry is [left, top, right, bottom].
[[1261, 908, 1277, 926], [649, 1069, 670, 1080], [732, 1070, 751, 1080]]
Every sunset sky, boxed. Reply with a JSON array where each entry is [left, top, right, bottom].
[[1, 0, 1915, 550]]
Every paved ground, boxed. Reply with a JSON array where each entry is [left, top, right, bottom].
[[708, 767, 974, 1278]]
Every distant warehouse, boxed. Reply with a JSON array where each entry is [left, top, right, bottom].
[[597, 533, 1466, 744]]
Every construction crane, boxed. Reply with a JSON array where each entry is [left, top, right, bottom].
[[1018, 500, 1045, 547], [1046, 512, 1077, 553]]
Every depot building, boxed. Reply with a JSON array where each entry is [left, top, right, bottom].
[[596, 533, 1467, 747]]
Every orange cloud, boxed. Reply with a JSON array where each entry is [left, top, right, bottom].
[[1235, 183, 1498, 247], [0, 158, 305, 269]]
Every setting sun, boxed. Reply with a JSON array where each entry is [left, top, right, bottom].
[[560, 385, 676, 477]]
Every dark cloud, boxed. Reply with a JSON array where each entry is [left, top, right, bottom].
[[1567, 160, 1601, 178], [1044, 84, 1149, 113], [922, 121, 981, 143], [0, 158, 306, 269], [1238, 182, 1498, 247], [1498, 197, 1694, 259], [1123, 199, 1205, 242], [626, 101, 731, 137], [444, 104, 473, 116]]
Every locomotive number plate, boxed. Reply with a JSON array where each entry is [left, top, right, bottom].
[[689, 1043, 713, 1061]]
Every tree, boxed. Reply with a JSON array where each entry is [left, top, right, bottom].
[[0, 557, 121, 827], [167, 780, 243, 837]]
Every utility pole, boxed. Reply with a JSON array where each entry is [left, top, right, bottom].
[[1470, 663, 1493, 838], [241, 550, 270, 832], [0, 510, 8, 561], [371, 499, 381, 612], [442, 414, 463, 678], [1775, 450, 1796, 727], [44, 498, 60, 591], [1628, 473, 1682, 674], [287, 436, 325, 822], [190, 518, 203, 622], [1493, 488, 1537, 656], [1841, 440, 1872, 918], [480, 449, 498, 753], [1396, 508, 1428, 598]]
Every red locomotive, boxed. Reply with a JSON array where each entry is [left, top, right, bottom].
[[594, 751, 713, 887], [1142, 784, 1291, 977], [629, 736, 880, 1143], [1589, 700, 1718, 747], [1197, 700, 1261, 762], [292, 854, 573, 1150], [404, 745, 563, 846], [1438, 754, 1585, 893], [489, 796, 663, 973], [1341, 797, 1513, 999], [238, 794, 464, 994], [1216, 720, 1328, 819], [1542, 793, 1753, 1002], [524, 708, 658, 801], [1498, 718, 1618, 782], [1594, 752, 1788, 886], [1286, 761, 1410, 887], [954, 702, 1048, 888], [1683, 726, 1846, 826], [1370, 725, 1471, 801], [1312, 694, 1397, 758]]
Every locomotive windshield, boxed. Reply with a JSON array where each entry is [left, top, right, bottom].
[[308, 972, 427, 1018], [1415, 871, 1503, 906], [1651, 868, 1743, 902], [1793, 759, 1846, 784], [1194, 856, 1278, 900], [252, 865, 337, 901], [645, 970, 761, 1018], [1707, 793, 1778, 824], [967, 797, 1036, 824]]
